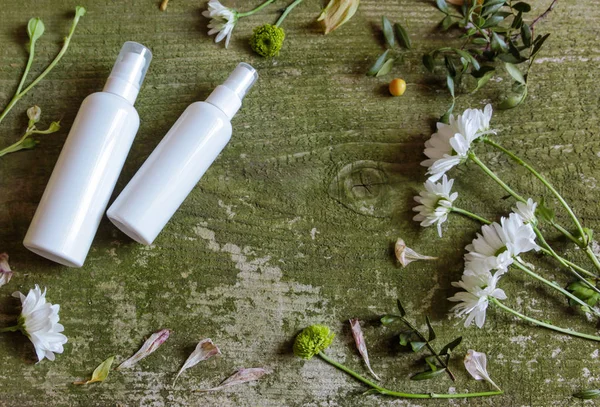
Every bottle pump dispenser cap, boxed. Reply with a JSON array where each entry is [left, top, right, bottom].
[[206, 63, 258, 119], [103, 42, 152, 104]]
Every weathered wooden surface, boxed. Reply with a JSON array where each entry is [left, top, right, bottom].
[[1, 0, 599, 406]]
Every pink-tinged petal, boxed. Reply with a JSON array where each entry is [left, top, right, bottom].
[[0, 253, 13, 288], [174, 338, 221, 383], [117, 329, 170, 369], [349, 319, 380, 380], [198, 368, 270, 392]]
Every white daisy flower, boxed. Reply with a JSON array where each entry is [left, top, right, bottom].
[[513, 198, 538, 225], [413, 175, 458, 237], [421, 104, 494, 182], [448, 268, 506, 328], [465, 212, 540, 272], [11, 285, 67, 362], [464, 349, 501, 391], [202, 0, 238, 48]]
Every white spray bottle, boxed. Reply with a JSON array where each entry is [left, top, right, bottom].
[[107, 62, 258, 245], [23, 41, 152, 267]]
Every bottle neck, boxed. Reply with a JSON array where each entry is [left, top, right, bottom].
[[205, 85, 242, 120], [103, 77, 139, 105]]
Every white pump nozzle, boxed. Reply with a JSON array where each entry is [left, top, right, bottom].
[[103, 42, 152, 104], [206, 63, 258, 119]]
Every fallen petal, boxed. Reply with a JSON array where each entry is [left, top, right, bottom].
[[117, 329, 170, 370], [464, 349, 501, 391], [394, 238, 438, 268], [0, 253, 13, 288], [198, 368, 269, 392], [349, 318, 380, 380], [174, 338, 221, 383], [73, 356, 115, 385]]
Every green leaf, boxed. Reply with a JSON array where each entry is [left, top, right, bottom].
[[410, 341, 427, 352], [27, 18, 45, 44], [472, 70, 495, 93], [74, 356, 115, 385], [435, 0, 449, 14], [511, 11, 523, 29], [482, 3, 505, 17], [396, 299, 407, 317], [521, 23, 532, 47], [423, 53, 435, 72], [512, 2, 531, 12], [505, 62, 525, 84], [399, 331, 414, 346], [441, 15, 453, 31], [425, 355, 439, 371], [439, 336, 462, 355], [482, 15, 504, 28], [380, 315, 399, 325], [498, 93, 524, 110], [536, 197, 555, 223], [491, 31, 509, 53], [446, 74, 455, 98], [382, 16, 395, 48], [567, 280, 600, 307], [573, 389, 600, 400], [394, 22, 412, 49], [367, 50, 390, 76], [376, 58, 395, 77], [454, 49, 480, 71], [425, 316, 436, 342], [583, 228, 594, 246], [472, 37, 488, 45], [530, 33, 550, 61], [411, 368, 447, 381], [483, 0, 506, 6], [444, 56, 456, 78]]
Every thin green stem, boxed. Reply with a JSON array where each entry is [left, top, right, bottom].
[[451, 207, 492, 225], [512, 260, 600, 317], [237, 0, 276, 17], [550, 221, 581, 246], [468, 152, 526, 203], [0, 325, 20, 333], [0, 131, 34, 157], [275, 0, 304, 27], [491, 297, 600, 342], [15, 41, 36, 96], [585, 246, 600, 273], [0, 8, 84, 127], [483, 138, 587, 245], [317, 352, 503, 399]]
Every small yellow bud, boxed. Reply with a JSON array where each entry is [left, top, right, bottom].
[[389, 78, 406, 96]]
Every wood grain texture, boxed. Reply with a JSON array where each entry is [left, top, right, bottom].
[[1, 0, 599, 406]]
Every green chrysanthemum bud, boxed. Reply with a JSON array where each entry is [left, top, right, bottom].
[[293, 325, 335, 360], [249, 24, 285, 57]]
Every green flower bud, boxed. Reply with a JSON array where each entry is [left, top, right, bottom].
[[293, 325, 335, 360], [249, 24, 285, 58]]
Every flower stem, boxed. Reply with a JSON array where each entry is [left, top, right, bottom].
[[512, 260, 600, 317], [0, 325, 20, 333], [0, 8, 84, 127], [491, 297, 600, 342], [483, 138, 587, 246], [468, 152, 526, 203], [317, 352, 503, 399], [451, 207, 492, 225], [275, 0, 304, 27], [237, 0, 277, 18]]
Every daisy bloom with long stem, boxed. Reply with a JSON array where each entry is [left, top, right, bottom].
[[421, 104, 493, 182], [413, 175, 458, 237], [464, 213, 540, 272], [448, 267, 507, 328], [0, 285, 67, 362], [203, 0, 276, 48]]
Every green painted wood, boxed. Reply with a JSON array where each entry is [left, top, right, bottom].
[[1, 0, 599, 405]]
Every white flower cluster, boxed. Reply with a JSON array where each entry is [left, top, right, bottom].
[[449, 204, 540, 328]]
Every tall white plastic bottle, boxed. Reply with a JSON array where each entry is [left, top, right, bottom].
[[107, 62, 258, 245], [23, 42, 152, 267]]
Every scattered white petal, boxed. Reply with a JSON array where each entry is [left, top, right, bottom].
[[349, 318, 380, 380], [198, 367, 269, 392], [464, 349, 501, 391], [117, 329, 170, 369], [174, 338, 221, 383]]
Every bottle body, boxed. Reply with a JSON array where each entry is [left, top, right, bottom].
[[107, 102, 232, 245], [23, 92, 140, 267]]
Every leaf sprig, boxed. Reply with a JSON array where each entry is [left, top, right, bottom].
[[381, 299, 462, 382], [366, 16, 411, 77], [424, 0, 554, 119]]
